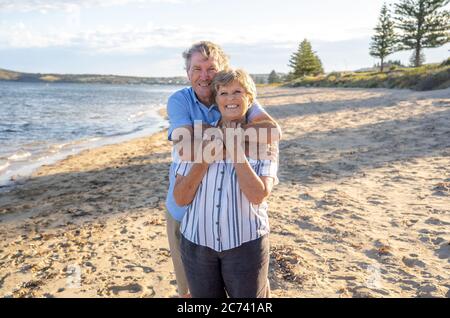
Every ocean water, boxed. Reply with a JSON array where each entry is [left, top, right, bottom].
[[0, 81, 182, 189]]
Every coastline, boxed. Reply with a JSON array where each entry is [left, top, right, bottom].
[[0, 86, 449, 298], [0, 107, 169, 192]]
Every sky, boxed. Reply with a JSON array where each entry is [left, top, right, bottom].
[[0, 0, 449, 77]]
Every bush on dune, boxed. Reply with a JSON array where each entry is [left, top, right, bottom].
[[440, 58, 450, 67], [286, 63, 450, 91], [415, 68, 450, 91]]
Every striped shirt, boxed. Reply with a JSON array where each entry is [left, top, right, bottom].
[[175, 158, 278, 252]]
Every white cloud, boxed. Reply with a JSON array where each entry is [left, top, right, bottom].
[[0, 22, 295, 51], [0, 22, 74, 48], [0, 1, 382, 53], [0, 1, 391, 55], [0, 19, 372, 53], [0, 0, 187, 12]]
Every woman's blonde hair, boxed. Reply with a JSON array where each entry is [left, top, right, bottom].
[[211, 68, 257, 105], [183, 41, 229, 71]]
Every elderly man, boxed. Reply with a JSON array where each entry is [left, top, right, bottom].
[[165, 41, 281, 297]]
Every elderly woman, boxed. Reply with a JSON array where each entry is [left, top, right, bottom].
[[173, 69, 278, 298]]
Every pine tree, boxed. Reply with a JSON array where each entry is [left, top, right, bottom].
[[268, 70, 280, 83], [394, 0, 450, 67], [289, 39, 324, 78], [409, 50, 426, 66], [370, 3, 397, 72]]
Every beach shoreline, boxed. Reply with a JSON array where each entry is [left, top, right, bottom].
[[0, 106, 169, 192], [0, 86, 449, 298]]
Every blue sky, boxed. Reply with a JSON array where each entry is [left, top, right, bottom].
[[0, 0, 448, 76]]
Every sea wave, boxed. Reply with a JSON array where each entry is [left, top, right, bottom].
[[128, 110, 153, 122], [0, 160, 10, 171], [48, 142, 70, 153], [127, 104, 164, 122], [1, 129, 19, 133], [8, 150, 32, 161], [0, 82, 179, 190]]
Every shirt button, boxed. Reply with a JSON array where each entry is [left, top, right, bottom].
[[216, 222, 219, 225], [220, 171, 224, 174], [216, 204, 220, 208], [217, 188, 222, 191], [217, 238, 220, 241]]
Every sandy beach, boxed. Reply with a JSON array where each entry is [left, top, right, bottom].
[[0, 86, 449, 298]]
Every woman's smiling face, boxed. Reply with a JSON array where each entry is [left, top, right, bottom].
[[216, 80, 250, 122]]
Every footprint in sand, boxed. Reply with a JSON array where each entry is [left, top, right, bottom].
[[0, 273, 10, 288], [107, 283, 143, 295], [432, 181, 450, 196], [417, 284, 440, 297], [436, 242, 450, 262], [401, 256, 426, 268], [121, 227, 128, 235], [425, 217, 450, 226], [124, 264, 154, 273]]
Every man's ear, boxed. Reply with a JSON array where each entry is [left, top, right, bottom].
[[186, 70, 191, 81]]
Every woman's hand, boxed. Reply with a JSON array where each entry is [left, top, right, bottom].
[[199, 128, 224, 163], [221, 121, 246, 163]]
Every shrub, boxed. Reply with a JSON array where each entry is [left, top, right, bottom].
[[284, 63, 449, 91], [415, 68, 450, 91], [389, 65, 398, 71], [441, 58, 450, 67]]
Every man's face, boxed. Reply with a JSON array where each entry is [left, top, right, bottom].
[[187, 52, 219, 105]]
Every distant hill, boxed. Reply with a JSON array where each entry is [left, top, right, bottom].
[[0, 68, 190, 85], [0, 67, 291, 86]]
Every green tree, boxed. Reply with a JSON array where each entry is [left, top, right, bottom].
[[370, 3, 397, 72], [268, 70, 280, 83], [409, 50, 426, 66], [289, 39, 324, 77], [394, 0, 450, 67]]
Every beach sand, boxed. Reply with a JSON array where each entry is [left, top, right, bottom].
[[0, 86, 449, 298]]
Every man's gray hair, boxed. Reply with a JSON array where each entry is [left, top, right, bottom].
[[183, 41, 229, 71]]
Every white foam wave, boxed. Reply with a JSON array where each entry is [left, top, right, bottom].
[[128, 110, 150, 121], [48, 143, 70, 153], [128, 104, 164, 122], [8, 150, 32, 161], [0, 160, 10, 171]]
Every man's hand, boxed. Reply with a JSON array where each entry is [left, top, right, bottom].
[[242, 120, 281, 145], [172, 124, 225, 162]]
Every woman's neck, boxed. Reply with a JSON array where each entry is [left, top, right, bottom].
[[219, 117, 247, 126]]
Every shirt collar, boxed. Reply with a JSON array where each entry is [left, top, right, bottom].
[[189, 87, 218, 113], [210, 118, 220, 127]]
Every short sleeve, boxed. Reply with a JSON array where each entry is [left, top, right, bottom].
[[167, 92, 192, 141], [257, 159, 279, 185], [174, 161, 192, 177], [246, 99, 266, 122]]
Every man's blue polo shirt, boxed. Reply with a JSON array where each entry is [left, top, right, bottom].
[[165, 86, 265, 221]]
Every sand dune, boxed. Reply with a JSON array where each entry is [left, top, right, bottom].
[[0, 86, 449, 298]]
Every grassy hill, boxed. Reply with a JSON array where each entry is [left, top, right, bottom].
[[286, 59, 450, 91], [0, 68, 21, 81], [0, 68, 189, 85]]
